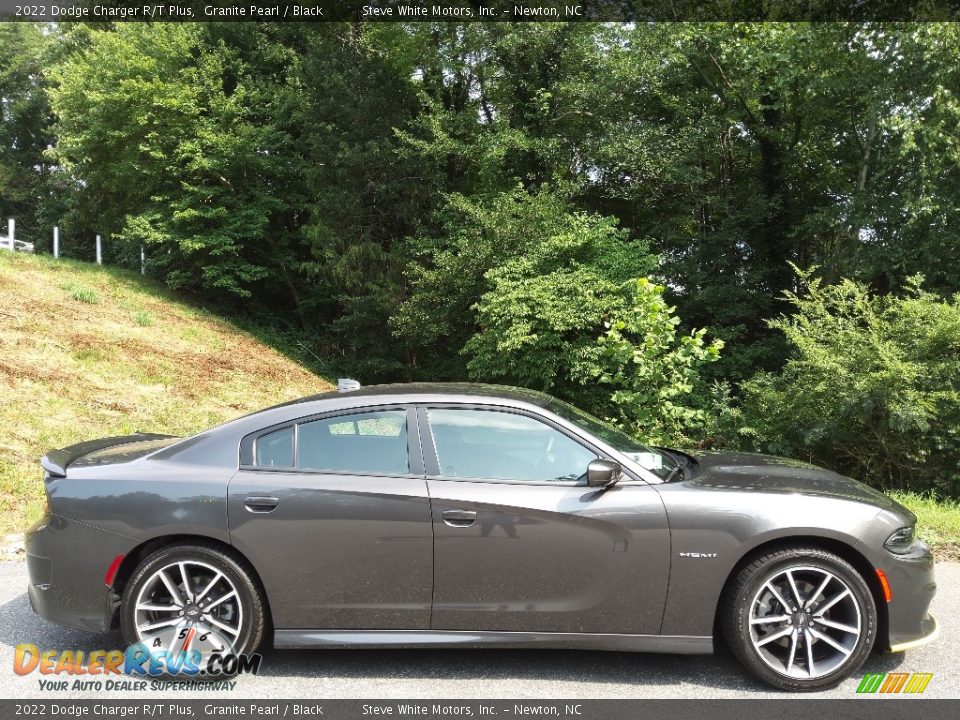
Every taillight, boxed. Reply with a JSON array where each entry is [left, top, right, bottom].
[[104, 554, 125, 587]]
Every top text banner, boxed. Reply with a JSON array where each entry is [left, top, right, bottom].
[[1, 0, 959, 22]]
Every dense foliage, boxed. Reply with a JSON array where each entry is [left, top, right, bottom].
[[739, 272, 960, 496], [3, 22, 960, 493]]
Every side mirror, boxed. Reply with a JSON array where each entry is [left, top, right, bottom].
[[587, 459, 622, 488]]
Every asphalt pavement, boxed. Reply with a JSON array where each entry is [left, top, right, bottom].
[[0, 560, 956, 699]]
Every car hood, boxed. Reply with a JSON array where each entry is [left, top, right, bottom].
[[680, 450, 898, 510]]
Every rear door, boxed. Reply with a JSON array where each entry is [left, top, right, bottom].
[[420, 405, 670, 635], [228, 405, 433, 630]]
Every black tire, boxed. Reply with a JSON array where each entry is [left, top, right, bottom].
[[721, 546, 877, 691], [120, 542, 266, 675]]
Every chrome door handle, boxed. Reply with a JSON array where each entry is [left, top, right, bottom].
[[244, 496, 279, 513], [442, 510, 477, 528]]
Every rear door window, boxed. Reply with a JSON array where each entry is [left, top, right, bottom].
[[297, 410, 409, 475]]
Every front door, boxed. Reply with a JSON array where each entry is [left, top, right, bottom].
[[228, 406, 433, 630], [420, 405, 670, 635]]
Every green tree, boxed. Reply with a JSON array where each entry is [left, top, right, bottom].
[[592, 279, 724, 444], [20, 20, 960, 401], [51, 24, 306, 298], [741, 270, 960, 496], [0, 23, 58, 242], [294, 23, 437, 379], [586, 24, 960, 381], [393, 188, 634, 378], [463, 206, 654, 393]]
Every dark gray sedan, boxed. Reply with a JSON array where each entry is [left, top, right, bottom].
[[26, 383, 937, 690]]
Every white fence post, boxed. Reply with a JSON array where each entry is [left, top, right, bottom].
[[53, 226, 60, 258], [6, 218, 13, 251], [95, 234, 102, 265], [140, 246, 145, 275]]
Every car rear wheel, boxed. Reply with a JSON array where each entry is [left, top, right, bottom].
[[120, 543, 265, 675], [722, 546, 877, 691]]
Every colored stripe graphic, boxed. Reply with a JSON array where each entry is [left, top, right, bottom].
[[857, 673, 885, 693], [858, 672, 933, 695], [903, 674, 920, 694], [903, 673, 934, 694], [880, 673, 910, 693]]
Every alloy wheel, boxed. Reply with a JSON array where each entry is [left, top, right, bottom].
[[133, 559, 243, 667], [749, 564, 862, 679]]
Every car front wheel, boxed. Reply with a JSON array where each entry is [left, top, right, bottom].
[[722, 546, 877, 691], [120, 542, 266, 674]]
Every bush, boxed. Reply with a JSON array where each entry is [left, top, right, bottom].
[[469, 266, 723, 445], [393, 188, 656, 380], [399, 186, 722, 446], [463, 205, 653, 392], [588, 279, 723, 444], [739, 270, 960, 496], [133, 310, 154, 327]]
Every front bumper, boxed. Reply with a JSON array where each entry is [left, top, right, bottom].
[[25, 513, 133, 632], [875, 539, 938, 652], [890, 613, 939, 652]]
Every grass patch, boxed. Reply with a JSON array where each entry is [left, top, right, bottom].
[[887, 491, 960, 560], [73, 348, 107, 363], [133, 310, 154, 327], [59, 281, 100, 304]]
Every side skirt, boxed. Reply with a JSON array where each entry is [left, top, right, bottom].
[[273, 629, 713, 654]]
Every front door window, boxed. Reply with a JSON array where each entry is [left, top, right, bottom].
[[427, 408, 596, 482]]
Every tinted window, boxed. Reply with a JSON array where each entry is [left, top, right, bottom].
[[297, 410, 408, 475], [255, 426, 294, 468], [428, 408, 596, 482], [544, 397, 675, 479]]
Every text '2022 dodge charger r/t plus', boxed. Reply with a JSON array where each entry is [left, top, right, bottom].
[[26, 383, 937, 690]]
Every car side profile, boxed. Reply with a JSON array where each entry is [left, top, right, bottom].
[[26, 383, 937, 690]]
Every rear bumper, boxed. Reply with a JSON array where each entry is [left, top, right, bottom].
[[25, 514, 131, 633]]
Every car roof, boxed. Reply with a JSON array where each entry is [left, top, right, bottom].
[[269, 382, 555, 410], [152, 383, 561, 468]]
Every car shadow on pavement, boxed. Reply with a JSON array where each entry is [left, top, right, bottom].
[[0, 588, 905, 694], [254, 640, 906, 693]]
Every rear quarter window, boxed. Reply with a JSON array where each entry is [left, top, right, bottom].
[[255, 426, 294, 468]]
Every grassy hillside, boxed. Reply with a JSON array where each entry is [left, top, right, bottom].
[[0, 251, 330, 537]]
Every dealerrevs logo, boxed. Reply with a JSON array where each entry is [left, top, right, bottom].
[[14, 642, 261, 690]]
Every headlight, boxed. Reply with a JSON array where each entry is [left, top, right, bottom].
[[884, 526, 917, 554]]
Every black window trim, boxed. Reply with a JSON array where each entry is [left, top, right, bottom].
[[239, 404, 423, 478], [416, 402, 625, 487]]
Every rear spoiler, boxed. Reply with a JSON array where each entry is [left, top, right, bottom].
[[40, 433, 175, 478]]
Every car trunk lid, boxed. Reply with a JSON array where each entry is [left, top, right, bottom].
[[41, 433, 180, 477]]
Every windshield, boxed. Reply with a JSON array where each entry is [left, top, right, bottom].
[[544, 398, 677, 480]]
